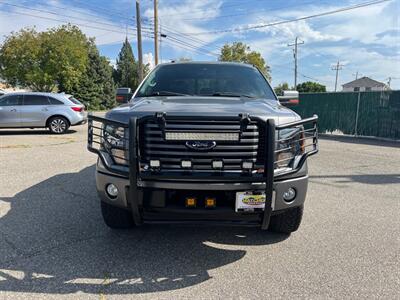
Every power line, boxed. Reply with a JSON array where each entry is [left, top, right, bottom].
[[159, 27, 223, 54], [299, 72, 330, 84], [164, 36, 218, 57], [0, 8, 137, 37], [141, 23, 220, 57], [0, 1, 139, 34], [144, 19, 223, 52], [67, 0, 135, 20], [21, 0, 135, 25], [161, 38, 218, 58], [147, 0, 266, 19], [179, 0, 331, 22], [183, 0, 391, 35]]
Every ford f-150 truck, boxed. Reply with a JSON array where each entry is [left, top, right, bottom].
[[88, 62, 318, 233]]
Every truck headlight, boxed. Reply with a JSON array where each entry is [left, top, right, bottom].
[[275, 127, 304, 169], [102, 125, 128, 165], [103, 125, 125, 147]]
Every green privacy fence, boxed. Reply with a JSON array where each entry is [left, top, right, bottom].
[[292, 90, 400, 140]]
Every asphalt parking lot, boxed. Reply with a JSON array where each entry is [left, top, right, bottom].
[[0, 124, 399, 299]]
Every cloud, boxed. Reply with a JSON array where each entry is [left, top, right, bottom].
[[143, 52, 154, 69], [142, 0, 224, 58], [231, 0, 399, 90]]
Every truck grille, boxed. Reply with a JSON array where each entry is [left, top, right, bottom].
[[139, 119, 265, 171]]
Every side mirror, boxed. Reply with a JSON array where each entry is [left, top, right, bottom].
[[278, 90, 299, 106], [116, 87, 133, 103]]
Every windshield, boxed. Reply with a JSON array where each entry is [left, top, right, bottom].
[[135, 63, 276, 99]]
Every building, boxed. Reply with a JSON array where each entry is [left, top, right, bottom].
[[342, 76, 388, 92]]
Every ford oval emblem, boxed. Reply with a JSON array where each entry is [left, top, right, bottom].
[[185, 141, 217, 151]]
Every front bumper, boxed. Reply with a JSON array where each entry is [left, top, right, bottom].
[[96, 160, 308, 216]]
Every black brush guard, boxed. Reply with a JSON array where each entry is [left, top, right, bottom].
[[88, 113, 318, 229]]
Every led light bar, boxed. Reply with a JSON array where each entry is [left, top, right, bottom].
[[212, 160, 224, 169], [242, 160, 254, 170], [181, 160, 192, 169], [165, 132, 239, 141], [150, 160, 161, 168]]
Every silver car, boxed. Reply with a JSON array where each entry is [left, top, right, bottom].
[[0, 92, 87, 134]]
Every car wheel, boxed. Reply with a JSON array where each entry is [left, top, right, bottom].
[[268, 205, 303, 234], [48, 116, 69, 134], [101, 201, 135, 229]]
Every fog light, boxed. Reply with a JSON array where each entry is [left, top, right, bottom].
[[150, 160, 160, 168], [205, 197, 216, 208], [106, 183, 118, 199], [185, 197, 197, 208], [212, 160, 223, 169], [283, 187, 296, 202], [181, 160, 192, 169], [242, 160, 254, 170]]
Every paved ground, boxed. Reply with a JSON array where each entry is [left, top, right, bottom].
[[0, 125, 399, 299]]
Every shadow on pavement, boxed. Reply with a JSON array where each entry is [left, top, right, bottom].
[[0, 165, 287, 295], [310, 173, 400, 185], [0, 129, 77, 135]]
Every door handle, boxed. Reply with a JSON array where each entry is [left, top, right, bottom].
[[10, 109, 17, 112], [42, 108, 48, 111]]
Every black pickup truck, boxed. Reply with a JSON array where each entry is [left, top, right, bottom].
[[88, 62, 318, 233]]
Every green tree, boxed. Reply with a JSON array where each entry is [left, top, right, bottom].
[[219, 42, 271, 80], [296, 81, 326, 93], [68, 41, 115, 110], [274, 82, 291, 96], [0, 25, 88, 91], [114, 38, 138, 90]]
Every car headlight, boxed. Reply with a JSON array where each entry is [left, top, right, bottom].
[[102, 125, 128, 165], [275, 127, 304, 169]]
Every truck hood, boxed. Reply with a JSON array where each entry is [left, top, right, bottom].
[[105, 96, 300, 125]]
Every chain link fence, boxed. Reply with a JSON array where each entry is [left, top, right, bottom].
[[292, 90, 400, 140]]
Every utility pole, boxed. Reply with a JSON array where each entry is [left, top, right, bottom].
[[154, 0, 159, 65], [288, 37, 304, 88], [136, 0, 144, 82], [331, 61, 344, 92]]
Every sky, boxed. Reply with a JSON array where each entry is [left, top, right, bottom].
[[0, 0, 399, 90]]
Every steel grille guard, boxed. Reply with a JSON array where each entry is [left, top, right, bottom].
[[87, 113, 318, 228]]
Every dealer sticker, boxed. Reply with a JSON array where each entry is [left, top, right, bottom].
[[235, 191, 266, 212]]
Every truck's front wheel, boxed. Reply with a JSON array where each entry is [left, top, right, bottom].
[[101, 201, 134, 229], [268, 205, 303, 234]]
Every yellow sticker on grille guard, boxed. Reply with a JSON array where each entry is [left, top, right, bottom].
[[235, 192, 266, 211], [242, 195, 265, 205]]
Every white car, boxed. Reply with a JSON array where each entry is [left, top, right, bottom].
[[0, 92, 87, 134]]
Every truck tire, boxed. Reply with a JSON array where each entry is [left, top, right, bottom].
[[101, 201, 134, 229], [268, 205, 303, 234]]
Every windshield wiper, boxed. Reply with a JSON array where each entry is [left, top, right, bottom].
[[211, 92, 255, 98], [145, 91, 191, 97]]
